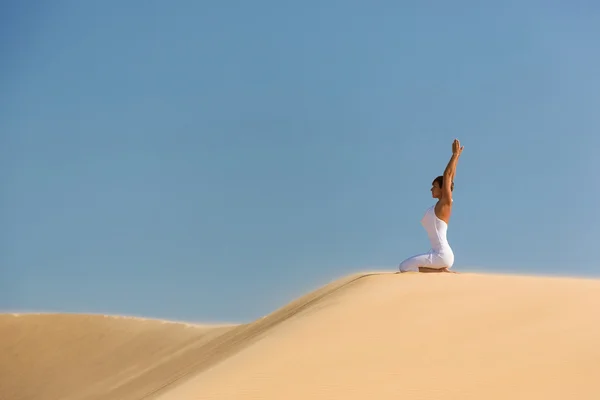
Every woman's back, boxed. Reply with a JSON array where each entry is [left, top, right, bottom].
[[421, 205, 451, 254]]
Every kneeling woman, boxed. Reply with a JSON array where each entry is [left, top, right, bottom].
[[399, 139, 463, 273]]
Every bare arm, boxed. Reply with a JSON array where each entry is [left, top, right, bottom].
[[441, 139, 463, 203]]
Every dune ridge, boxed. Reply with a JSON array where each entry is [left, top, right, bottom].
[[0, 313, 234, 400], [3, 271, 600, 400], [132, 271, 382, 398], [0, 272, 379, 400]]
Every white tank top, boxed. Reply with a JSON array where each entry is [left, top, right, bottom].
[[421, 205, 452, 254]]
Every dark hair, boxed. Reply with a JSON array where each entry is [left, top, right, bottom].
[[433, 175, 454, 191]]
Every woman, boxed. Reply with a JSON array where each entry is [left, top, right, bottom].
[[398, 139, 464, 273]]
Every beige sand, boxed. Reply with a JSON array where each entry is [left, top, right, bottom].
[[0, 313, 236, 400], [3, 272, 600, 400]]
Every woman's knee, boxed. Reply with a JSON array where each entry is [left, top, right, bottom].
[[398, 254, 430, 272], [399, 261, 418, 272]]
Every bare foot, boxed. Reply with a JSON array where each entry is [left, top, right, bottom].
[[418, 267, 442, 273], [418, 267, 458, 273]]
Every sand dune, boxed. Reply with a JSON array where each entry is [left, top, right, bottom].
[[0, 313, 235, 400], [159, 272, 600, 400], [3, 272, 600, 400]]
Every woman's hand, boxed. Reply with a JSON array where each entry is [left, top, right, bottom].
[[452, 138, 464, 156]]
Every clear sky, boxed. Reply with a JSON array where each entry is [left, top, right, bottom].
[[2, 1, 599, 324]]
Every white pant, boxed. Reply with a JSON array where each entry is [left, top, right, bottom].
[[398, 249, 454, 272]]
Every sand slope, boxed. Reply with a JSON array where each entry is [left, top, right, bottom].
[[0, 273, 374, 400], [3, 272, 600, 400], [0, 314, 235, 400], [159, 272, 600, 400]]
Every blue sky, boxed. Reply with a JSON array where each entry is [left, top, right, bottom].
[[2, 1, 599, 323]]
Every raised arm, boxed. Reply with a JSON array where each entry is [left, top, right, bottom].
[[441, 139, 463, 203]]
